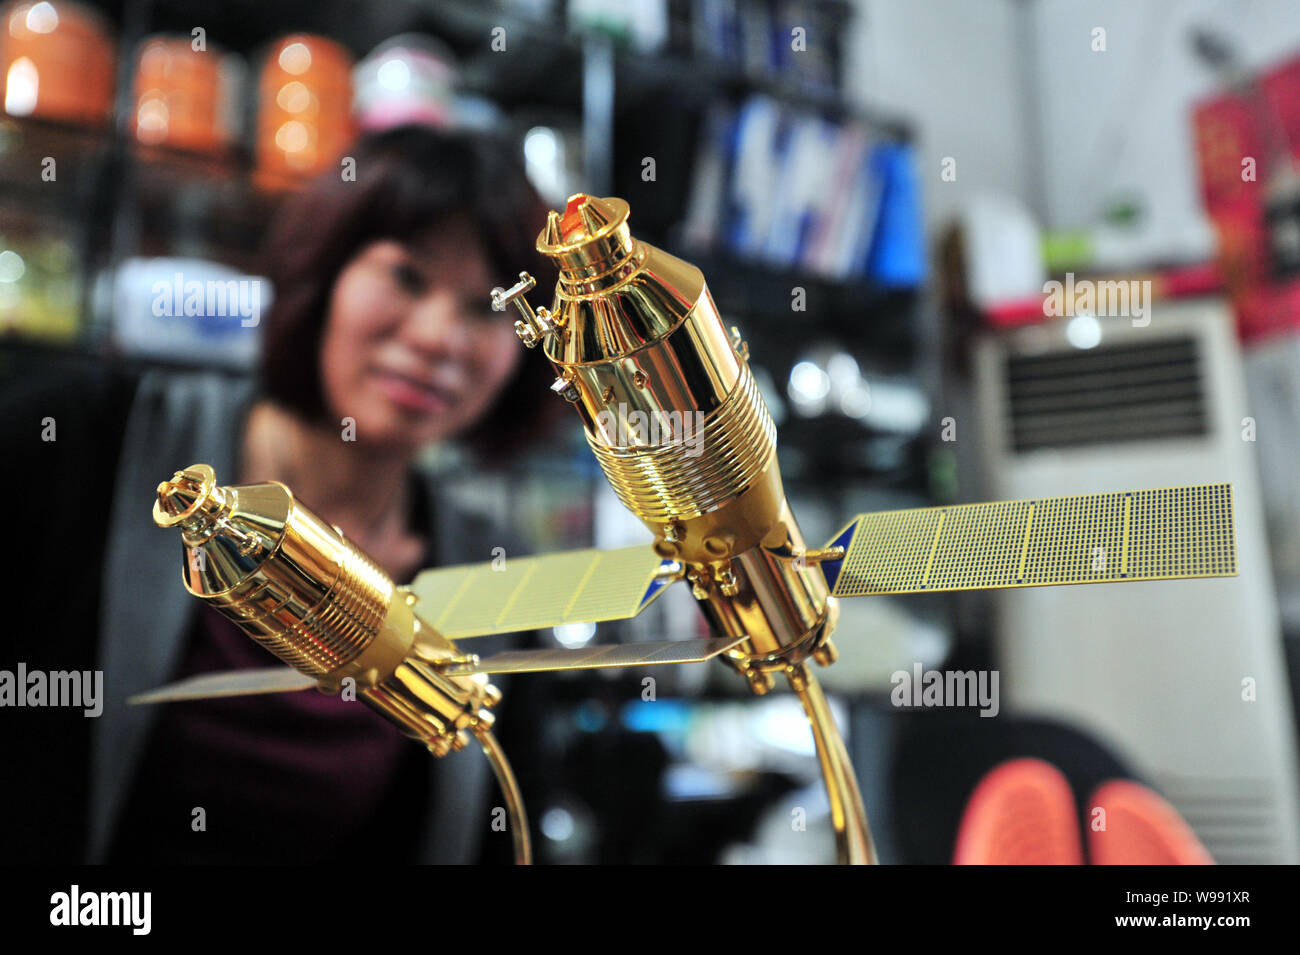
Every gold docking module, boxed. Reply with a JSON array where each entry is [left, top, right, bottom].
[[151, 462, 532, 864], [152, 464, 500, 750]]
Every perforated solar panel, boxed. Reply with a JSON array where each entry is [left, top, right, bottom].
[[824, 484, 1236, 598], [406, 545, 670, 638]]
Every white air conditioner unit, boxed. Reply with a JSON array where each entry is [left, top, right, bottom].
[[973, 299, 1300, 863]]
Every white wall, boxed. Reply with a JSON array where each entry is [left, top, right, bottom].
[[1028, 0, 1300, 260], [843, 0, 1036, 229], [844, 0, 1300, 260]]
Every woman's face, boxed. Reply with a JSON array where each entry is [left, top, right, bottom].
[[318, 221, 524, 450]]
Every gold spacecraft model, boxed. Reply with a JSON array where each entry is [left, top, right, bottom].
[[138, 195, 1239, 866]]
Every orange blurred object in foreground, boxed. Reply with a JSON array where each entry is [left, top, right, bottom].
[[256, 33, 354, 184], [953, 758, 1085, 865], [0, 0, 115, 125], [954, 758, 1216, 864], [1088, 780, 1215, 865]]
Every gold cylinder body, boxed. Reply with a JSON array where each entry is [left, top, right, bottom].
[[158, 465, 498, 754], [178, 480, 391, 675]]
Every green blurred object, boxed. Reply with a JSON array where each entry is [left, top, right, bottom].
[[1103, 195, 1143, 227], [0, 231, 82, 344], [927, 446, 959, 504], [1040, 230, 1094, 273]]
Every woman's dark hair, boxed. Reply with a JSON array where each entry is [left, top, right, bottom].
[[258, 124, 560, 463]]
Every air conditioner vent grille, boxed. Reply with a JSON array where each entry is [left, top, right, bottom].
[[1154, 774, 1283, 864], [1005, 338, 1208, 453]]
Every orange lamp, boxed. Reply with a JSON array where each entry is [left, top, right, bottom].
[[133, 34, 241, 153], [1, 0, 115, 125], [256, 33, 353, 183]]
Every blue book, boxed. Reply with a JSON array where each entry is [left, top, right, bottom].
[[864, 143, 926, 287]]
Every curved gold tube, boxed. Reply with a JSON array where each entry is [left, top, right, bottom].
[[474, 727, 533, 866], [787, 663, 877, 865]]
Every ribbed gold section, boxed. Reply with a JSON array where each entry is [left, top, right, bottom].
[[226, 544, 392, 676], [588, 364, 776, 522]]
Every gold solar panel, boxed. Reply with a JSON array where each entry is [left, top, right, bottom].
[[128, 667, 316, 704], [826, 484, 1236, 598], [406, 545, 668, 638]]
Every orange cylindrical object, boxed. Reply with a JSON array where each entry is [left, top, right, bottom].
[[256, 33, 353, 182], [0, 0, 115, 125], [133, 35, 234, 152]]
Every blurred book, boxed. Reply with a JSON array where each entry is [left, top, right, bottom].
[[687, 0, 843, 88], [680, 103, 736, 250], [681, 94, 923, 286], [726, 95, 784, 260], [762, 113, 837, 265], [865, 142, 925, 288]]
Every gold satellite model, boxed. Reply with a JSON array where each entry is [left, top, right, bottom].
[[138, 195, 1239, 865]]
